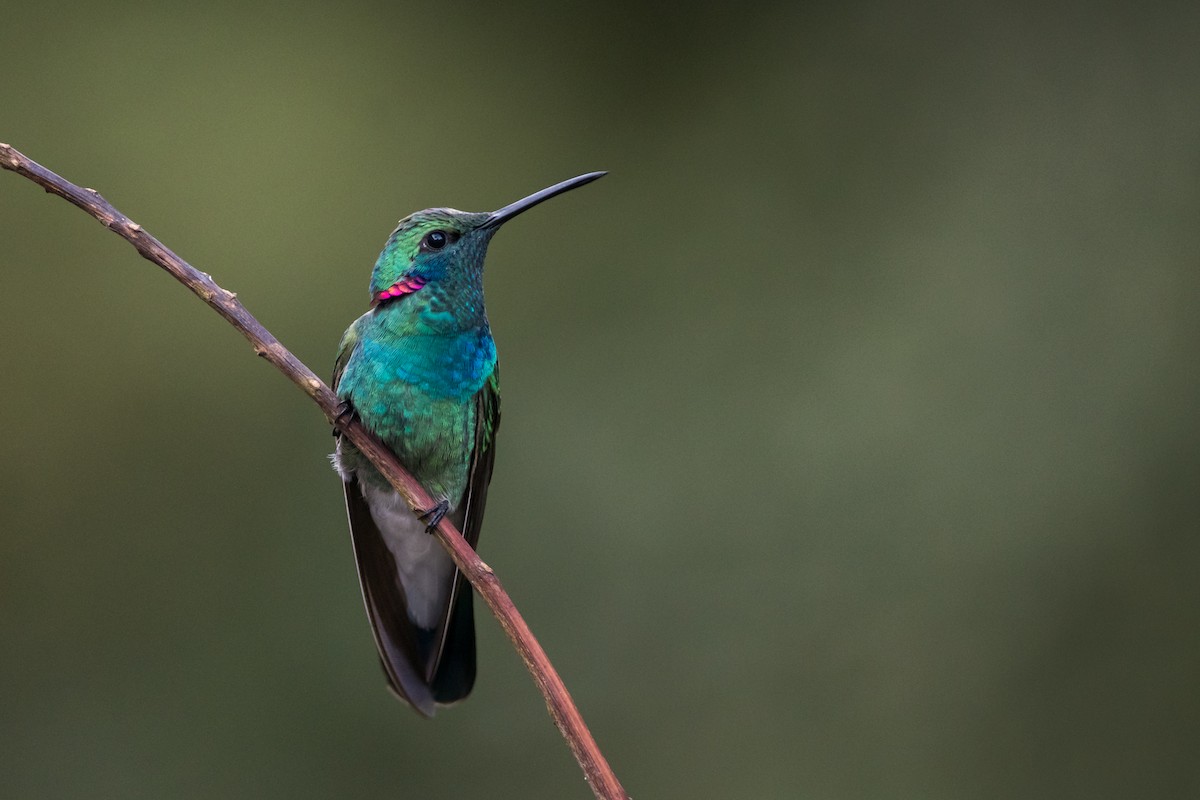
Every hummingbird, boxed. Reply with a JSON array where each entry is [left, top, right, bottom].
[[331, 172, 605, 716]]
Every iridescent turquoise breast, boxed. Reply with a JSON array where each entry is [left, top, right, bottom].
[[336, 318, 496, 500]]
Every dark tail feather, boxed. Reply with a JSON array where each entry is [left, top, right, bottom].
[[431, 581, 476, 704]]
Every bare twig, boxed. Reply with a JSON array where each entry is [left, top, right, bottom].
[[1, 143, 628, 800]]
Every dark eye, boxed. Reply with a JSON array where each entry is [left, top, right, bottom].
[[422, 230, 449, 251]]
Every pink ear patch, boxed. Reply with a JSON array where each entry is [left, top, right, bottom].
[[373, 275, 427, 305]]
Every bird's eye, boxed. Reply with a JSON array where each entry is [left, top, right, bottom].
[[422, 230, 449, 251]]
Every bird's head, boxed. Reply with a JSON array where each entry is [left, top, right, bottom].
[[368, 172, 606, 309]]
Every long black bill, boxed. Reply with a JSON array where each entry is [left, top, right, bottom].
[[481, 171, 606, 229]]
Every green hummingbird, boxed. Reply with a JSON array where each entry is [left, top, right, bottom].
[[331, 172, 605, 716]]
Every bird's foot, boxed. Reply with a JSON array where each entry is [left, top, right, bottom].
[[332, 399, 359, 437], [417, 499, 450, 534]]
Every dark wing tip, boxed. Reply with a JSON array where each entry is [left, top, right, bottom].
[[343, 479, 438, 716]]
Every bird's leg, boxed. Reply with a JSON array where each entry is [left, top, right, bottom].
[[417, 499, 450, 534], [332, 399, 359, 437]]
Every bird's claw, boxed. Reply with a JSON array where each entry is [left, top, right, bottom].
[[417, 499, 450, 534], [332, 399, 358, 437]]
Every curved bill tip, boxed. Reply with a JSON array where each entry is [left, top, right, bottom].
[[483, 171, 607, 229]]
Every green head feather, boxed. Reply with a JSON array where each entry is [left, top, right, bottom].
[[365, 172, 607, 330], [366, 209, 494, 335], [369, 208, 492, 302]]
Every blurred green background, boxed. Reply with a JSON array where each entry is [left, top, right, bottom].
[[3, 2, 1199, 798]]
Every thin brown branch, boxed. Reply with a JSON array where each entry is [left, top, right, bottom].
[[1, 143, 628, 800]]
